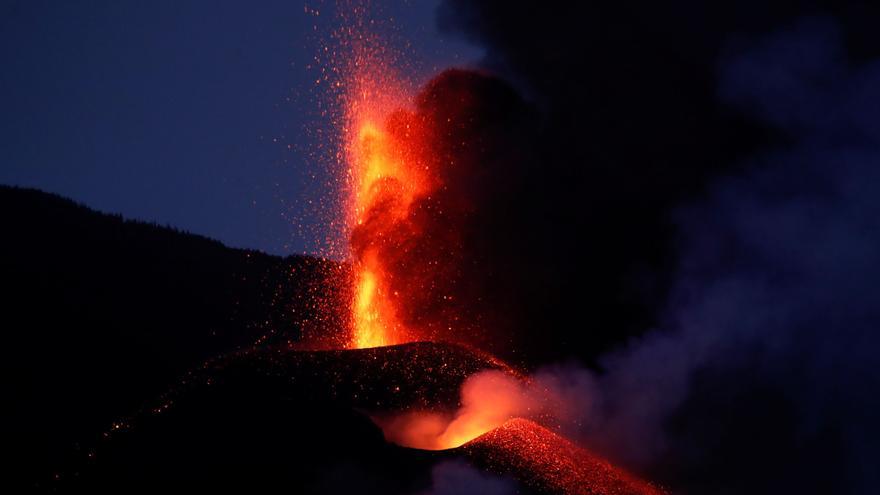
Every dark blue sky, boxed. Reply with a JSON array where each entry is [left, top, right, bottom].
[[0, 0, 481, 255]]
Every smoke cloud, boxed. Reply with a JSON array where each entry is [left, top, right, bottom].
[[377, 368, 597, 451], [418, 460, 517, 495], [431, 0, 880, 365], [348, 5, 880, 493], [555, 18, 880, 494], [429, 5, 880, 494]]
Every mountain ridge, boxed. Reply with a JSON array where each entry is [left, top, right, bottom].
[[0, 185, 339, 489]]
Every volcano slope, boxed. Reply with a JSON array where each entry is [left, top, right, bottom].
[[45, 342, 507, 493], [47, 342, 663, 495], [5, 188, 662, 494], [0, 187, 342, 490]]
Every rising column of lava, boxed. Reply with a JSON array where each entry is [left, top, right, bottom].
[[340, 34, 433, 349]]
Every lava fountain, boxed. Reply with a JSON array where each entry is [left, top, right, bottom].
[[347, 114, 431, 348], [341, 32, 435, 349]]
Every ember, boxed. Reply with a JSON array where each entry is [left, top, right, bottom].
[[463, 418, 665, 495], [337, 19, 430, 349]]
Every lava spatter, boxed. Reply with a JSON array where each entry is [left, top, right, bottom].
[[462, 418, 665, 495]]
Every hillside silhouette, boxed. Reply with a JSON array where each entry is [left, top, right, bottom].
[[0, 186, 340, 489]]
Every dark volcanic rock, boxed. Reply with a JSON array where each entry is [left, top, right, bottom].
[[460, 418, 665, 495], [0, 187, 342, 490], [46, 342, 512, 493]]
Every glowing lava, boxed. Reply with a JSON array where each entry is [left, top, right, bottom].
[[378, 369, 536, 450], [348, 116, 428, 348], [341, 38, 433, 349], [464, 418, 666, 495]]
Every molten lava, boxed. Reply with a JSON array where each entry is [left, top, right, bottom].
[[341, 37, 438, 349], [347, 112, 431, 348]]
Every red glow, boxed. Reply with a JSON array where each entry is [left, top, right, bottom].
[[463, 418, 665, 495], [339, 24, 431, 349], [347, 108, 434, 348], [378, 370, 539, 450]]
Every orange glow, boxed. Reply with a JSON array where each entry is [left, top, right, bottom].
[[352, 266, 384, 347], [348, 114, 426, 348], [377, 370, 539, 450], [341, 34, 434, 349]]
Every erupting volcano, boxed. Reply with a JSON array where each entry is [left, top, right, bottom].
[[34, 13, 666, 495], [303, 14, 667, 495], [17, 7, 667, 495], [10, 2, 878, 493]]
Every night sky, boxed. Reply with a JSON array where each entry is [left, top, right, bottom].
[[0, 0, 480, 255]]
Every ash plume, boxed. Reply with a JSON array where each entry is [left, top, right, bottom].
[[417, 4, 880, 494], [432, 0, 880, 364], [572, 18, 880, 494], [418, 461, 518, 495]]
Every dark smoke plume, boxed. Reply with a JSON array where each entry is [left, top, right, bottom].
[[429, 3, 880, 494], [431, 0, 880, 363]]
